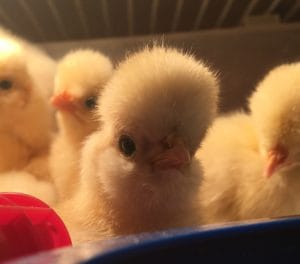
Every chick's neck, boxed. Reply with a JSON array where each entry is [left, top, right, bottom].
[[58, 111, 98, 143], [83, 159, 201, 236]]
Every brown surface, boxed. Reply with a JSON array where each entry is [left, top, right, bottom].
[[0, 0, 300, 42], [40, 23, 300, 112]]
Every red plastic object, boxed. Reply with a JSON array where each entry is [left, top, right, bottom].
[[0, 193, 72, 262]]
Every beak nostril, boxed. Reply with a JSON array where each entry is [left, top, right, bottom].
[[165, 140, 172, 149], [153, 135, 190, 170], [164, 133, 177, 149]]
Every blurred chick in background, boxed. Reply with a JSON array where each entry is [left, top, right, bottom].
[[0, 33, 55, 176], [49, 50, 113, 201], [58, 46, 219, 243], [0, 27, 56, 100], [198, 62, 300, 224]]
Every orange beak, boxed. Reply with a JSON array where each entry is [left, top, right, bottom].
[[51, 91, 76, 112], [152, 137, 191, 170], [263, 145, 288, 178]]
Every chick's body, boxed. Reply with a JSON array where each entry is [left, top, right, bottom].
[[49, 50, 113, 201], [0, 32, 56, 175], [0, 171, 57, 205], [58, 46, 219, 244], [198, 63, 300, 224]]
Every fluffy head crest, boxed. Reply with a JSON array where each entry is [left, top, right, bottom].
[[249, 62, 300, 154], [55, 49, 113, 98], [0, 39, 26, 73], [98, 46, 219, 153]]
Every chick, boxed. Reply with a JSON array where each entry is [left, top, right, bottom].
[[0, 171, 56, 205], [0, 27, 56, 100], [198, 62, 300, 224], [58, 46, 219, 243], [49, 50, 113, 201], [0, 38, 55, 174]]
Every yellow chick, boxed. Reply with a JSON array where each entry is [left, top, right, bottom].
[[198, 62, 300, 224], [58, 46, 219, 244], [0, 36, 55, 175], [0, 26, 56, 99], [49, 49, 113, 201]]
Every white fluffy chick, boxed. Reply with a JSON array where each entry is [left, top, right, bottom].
[[0, 38, 55, 174], [198, 62, 300, 224], [49, 50, 113, 201], [0, 27, 56, 99], [0, 171, 56, 205], [58, 46, 219, 244]]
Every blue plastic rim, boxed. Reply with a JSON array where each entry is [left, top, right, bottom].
[[84, 217, 300, 264]]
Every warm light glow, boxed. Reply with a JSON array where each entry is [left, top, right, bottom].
[[0, 39, 21, 55]]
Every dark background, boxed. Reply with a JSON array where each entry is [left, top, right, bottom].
[[1, 0, 300, 112], [0, 0, 299, 42]]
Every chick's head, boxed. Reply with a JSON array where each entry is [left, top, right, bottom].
[[51, 49, 113, 130], [88, 47, 219, 201], [249, 63, 300, 177], [0, 40, 32, 115]]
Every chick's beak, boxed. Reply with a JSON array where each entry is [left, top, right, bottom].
[[51, 91, 76, 112], [152, 136, 191, 171], [263, 145, 288, 178]]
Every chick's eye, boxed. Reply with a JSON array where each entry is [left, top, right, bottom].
[[119, 135, 136, 157], [84, 96, 97, 109], [0, 80, 12, 90]]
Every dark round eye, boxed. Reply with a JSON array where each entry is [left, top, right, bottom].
[[84, 96, 97, 109], [119, 135, 136, 157], [0, 80, 12, 90]]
